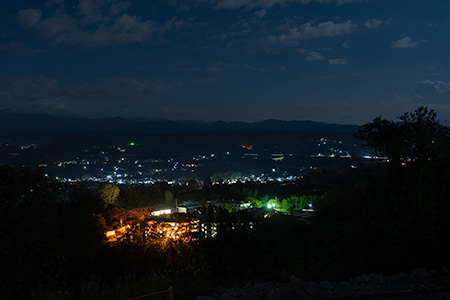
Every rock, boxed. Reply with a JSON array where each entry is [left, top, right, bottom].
[[327, 282, 342, 292], [306, 286, 321, 296], [265, 293, 274, 300], [350, 276, 364, 285], [292, 279, 307, 291], [282, 281, 305, 296], [363, 283, 375, 290], [411, 268, 429, 278], [359, 274, 383, 285], [226, 289, 241, 298], [326, 289, 335, 297], [339, 281, 351, 287], [415, 284, 427, 291], [196, 269, 448, 300], [196, 296, 214, 300], [386, 272, 409, 283], [333, 282, 352, 295], [319, 281, 332, 290], [290, 275, 299, 283], [220, 292, 233, 300], [369, 274, 384, 284], [361, 274, 370, 282]]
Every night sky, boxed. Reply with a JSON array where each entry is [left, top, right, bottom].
[[1, 0, 450, 124]]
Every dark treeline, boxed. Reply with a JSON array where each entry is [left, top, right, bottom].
[[1, 107, 450, 299], [0, 165, 103, 298], [117, 165, 368, 210]]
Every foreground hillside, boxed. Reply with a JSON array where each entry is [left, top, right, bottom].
[[195, 268, 450, 300]]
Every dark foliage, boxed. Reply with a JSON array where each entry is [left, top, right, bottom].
[[0, 165, 103, 298], [298, 107, 450, 280], [354, 106, 450, 165], [2, 107, 450, 299]]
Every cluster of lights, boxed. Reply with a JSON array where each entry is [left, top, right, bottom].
[[147, 220, 199, 242]]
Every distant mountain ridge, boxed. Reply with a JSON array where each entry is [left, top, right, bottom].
[[0, 112, 359, 136]]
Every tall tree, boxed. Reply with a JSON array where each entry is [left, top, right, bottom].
[[164, 190, 174, 204], [98, 184, 120, 207], [354, 106, 450, 166]]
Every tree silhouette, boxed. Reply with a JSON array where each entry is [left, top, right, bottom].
[[98, 184, 120, 207], [354, 106, 450, 165], [304, 107, 450, 277], [0, 165, 102, 298], [164, 190, 174, 204]]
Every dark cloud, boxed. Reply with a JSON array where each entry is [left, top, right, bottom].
[[243, 64, 266, 71], [208, 0, 301, 10], [0, 76, 180, 117], [269, 20, 357, 45], [191, 77, 221, 83], [364, 18, 390, 29], [203, 0, 368, 10], [390, 80, 450, 118], [4, 0, 450, 124], [17, 0, 179, 46], [328, 58, 348, 65], [414, 80, 450, 103], [17, 8, 42, 28], [253, 9, 267, 18], [391, 37, 420, 48], [305, 51, 325, 61], [207, 61, 228, 73]]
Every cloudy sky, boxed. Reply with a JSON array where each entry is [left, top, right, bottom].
[[1, 0, 450, 124]]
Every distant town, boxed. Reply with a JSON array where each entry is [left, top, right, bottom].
[[0, 136, 364, 185]]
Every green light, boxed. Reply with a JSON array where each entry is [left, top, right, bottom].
[[129, 142, 135, 146], [431, 140, 435, 144]]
